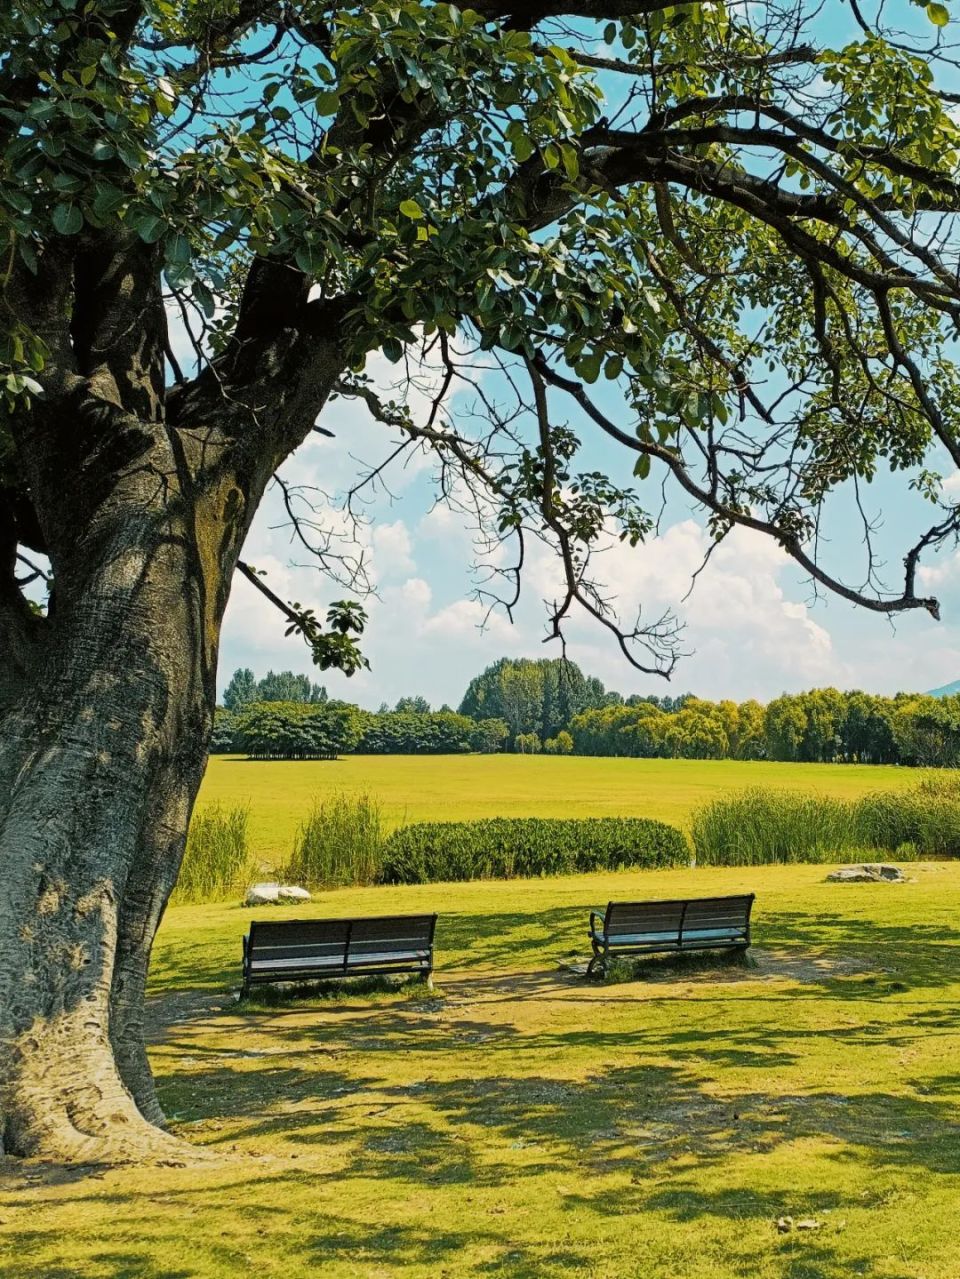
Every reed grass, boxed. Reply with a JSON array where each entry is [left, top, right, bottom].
[[692, 775, 960, 865], [285, 791, 385, 887], [173, 804, 252, 902]]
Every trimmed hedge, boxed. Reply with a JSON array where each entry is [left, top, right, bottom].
[[380, 816, 689, 884]]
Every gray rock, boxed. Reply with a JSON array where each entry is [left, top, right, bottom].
[[277, 885, 312, 902], [244, 882, 312, 905], [245, 882, 280, 905], [826, 864, 906, 883]]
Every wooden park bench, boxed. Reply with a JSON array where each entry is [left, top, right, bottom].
[[587, 894, 755, 976], [241, 913, 438, 996]]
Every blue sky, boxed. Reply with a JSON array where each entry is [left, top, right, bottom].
[[165, 0, 960, 709], [209, 345, 960, 710]]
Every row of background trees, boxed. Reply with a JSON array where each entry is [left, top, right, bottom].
[[216, 659, 960, 767]]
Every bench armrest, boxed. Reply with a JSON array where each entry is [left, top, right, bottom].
[[589, 910, 606, 938]]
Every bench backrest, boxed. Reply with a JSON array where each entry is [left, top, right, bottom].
[[604, 894, 754, 943], [246, 913, 437, 969]]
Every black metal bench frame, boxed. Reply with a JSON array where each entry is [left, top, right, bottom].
[[241, 913, 438, 996], [587, 894, 755, 977]]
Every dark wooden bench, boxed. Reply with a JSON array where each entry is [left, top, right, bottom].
[[241, 913, 437, 996], [587, 894, 754, 976]]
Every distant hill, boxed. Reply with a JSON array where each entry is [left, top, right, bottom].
[[928, 680, 960, 698]]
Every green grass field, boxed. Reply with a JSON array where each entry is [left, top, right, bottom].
[[199, 754, 919, 865], [3, 861, 959, 1279]]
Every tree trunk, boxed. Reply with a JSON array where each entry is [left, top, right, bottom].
[[110, 753, 208, 1126], [0, 441, 259, 1162], [0, 224, 346, 1162]]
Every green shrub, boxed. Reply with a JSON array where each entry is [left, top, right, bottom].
[[691, 788, 854, 866], [380, 816, 688, 884], [286, 792, 384, 887], [175, 804, 252, 902]]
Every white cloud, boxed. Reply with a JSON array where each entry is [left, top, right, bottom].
[[214, 346, 959, 706], [521, 520, 840, 697], [421, 598, 513, 641], [371, 520, 415, 578]]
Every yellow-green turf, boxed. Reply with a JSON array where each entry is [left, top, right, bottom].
[[3, 861, 959, 1278], [198, 754, 919, 864]]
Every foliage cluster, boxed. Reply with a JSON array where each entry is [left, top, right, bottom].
[[458, 657, 616, 744], [379, 816, 688, 884], [218, 699, 509, 759], [224, 669, 328, 711], [359, 709, 508, 755], [570, 689, 960, 766], [234, 702, 362, 759], [219, 663, 960, 766]]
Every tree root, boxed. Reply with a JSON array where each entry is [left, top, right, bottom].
[[0, 1009, 213, 1167]]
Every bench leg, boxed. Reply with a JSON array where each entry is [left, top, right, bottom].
[[421, 970, 434, 990]]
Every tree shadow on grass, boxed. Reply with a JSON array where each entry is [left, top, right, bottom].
[[149, 893, 960, 1001], [7, 897, 957, 1277]]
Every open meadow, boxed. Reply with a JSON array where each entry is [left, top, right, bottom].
[[198, 754, 918, 865], [3, 860, 959, 1278]]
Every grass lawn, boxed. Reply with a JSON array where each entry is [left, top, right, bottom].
[[198, 754, 919, 864], [3, 861, 959, 1278]]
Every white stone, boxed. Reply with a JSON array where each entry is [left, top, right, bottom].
[[245, 882, 280, 905], [277, 885, 312, 902], [244, 882, 312, 905]]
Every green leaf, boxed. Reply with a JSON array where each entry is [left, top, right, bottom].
[[52, 203, 83, 236], [559, 143, 579, 179], [165, 232, 192, 265], [133, 211, 166, 243], [511, 133, 535, 163], [314, 90, 340, 114], [294, 244, 325, 275], [575, 352, 602, 383], [927, 3, 950, 25], [399, 199, 425, 220], [633, 454, 651, 480]]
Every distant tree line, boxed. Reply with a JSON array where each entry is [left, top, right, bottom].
[[215, 660, 960, 766], [223, 667, 329, 710]]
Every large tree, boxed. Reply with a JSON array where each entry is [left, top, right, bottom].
[[2, 0, 960, 1163]]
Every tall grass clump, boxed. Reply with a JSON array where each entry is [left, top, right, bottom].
[[693, 777, 960, 866], [854, 782, 960, 859], [692, 789, 855, 866], [174, 804, 252, 902], [380, 816, 688, 884], [286, 792, 384, 887]]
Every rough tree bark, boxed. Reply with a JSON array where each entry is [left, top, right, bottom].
[[0, 234, 343, 1161]]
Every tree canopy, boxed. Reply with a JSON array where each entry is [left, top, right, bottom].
[[5, 0, 960, 673]]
